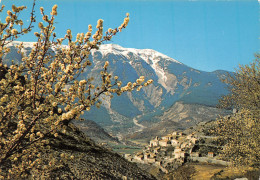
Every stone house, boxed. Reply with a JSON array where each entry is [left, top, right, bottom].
[[186, 134, 194, 140], [172, 132, 178, 136], [153, 147, 161, 154], [174, 147, 182, 154], [144, 152, 150, 160], [155, 161, 162, 166], [180, 152, 187, 158], [150, 139, 159, 147], [134, 154, 144, 161], [171, 139, 180, 146], [181, 142, 189, 149], [150, 153, 156, 158], [162, 135, 174, 141], [174, 151, 187, 159], [159, 139, 171, 147], [124, 154, 132, 160], [150, 136, 160, 147], [164, 156, 175, 163], [190, 137, 198, 144]]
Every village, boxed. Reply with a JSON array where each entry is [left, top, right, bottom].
[[124, 131, 230, 173]]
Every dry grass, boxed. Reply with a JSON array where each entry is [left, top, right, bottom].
[[188, 163, 259, 180], [191, 163, 225, 180], [212, 166, 260, 180]]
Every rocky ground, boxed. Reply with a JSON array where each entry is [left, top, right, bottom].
[[31, 123, 156, 179]]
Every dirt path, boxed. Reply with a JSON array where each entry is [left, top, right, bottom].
[[133, 117, 145, 132]]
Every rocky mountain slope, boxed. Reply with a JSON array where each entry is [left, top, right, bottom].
[[4, 42, 230, 138], [49, 123, 156, 179], [79, 44, 230, 137], [0, 120, 156, 179], [126, 101, 231, 142], [73, 119, 120, 144]]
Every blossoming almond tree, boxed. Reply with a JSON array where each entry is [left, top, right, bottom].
[[0, 1, 153, 178]]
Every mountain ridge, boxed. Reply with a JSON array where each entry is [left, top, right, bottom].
[[3, 41, 231, 138]]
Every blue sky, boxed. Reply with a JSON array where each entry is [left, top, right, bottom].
[[1, 0, 259, 72]]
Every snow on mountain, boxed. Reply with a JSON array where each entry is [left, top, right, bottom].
[[93, 44, 182, 92], [98, 44, 182, 64]]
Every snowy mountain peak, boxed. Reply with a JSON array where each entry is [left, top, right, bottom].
[[99, 44, 124, 51], [94, 44, 183, 93], [98, 44, 182, 65]]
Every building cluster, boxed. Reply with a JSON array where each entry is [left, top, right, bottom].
[[124, 131, 216, 173]]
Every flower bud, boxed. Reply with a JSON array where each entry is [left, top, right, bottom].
[[51, 4, 58, 16]]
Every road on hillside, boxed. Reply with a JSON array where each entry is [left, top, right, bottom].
[[133, 117, 145, 132]]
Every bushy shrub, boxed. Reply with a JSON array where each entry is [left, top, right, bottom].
[[214, 56, 260, 167]]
